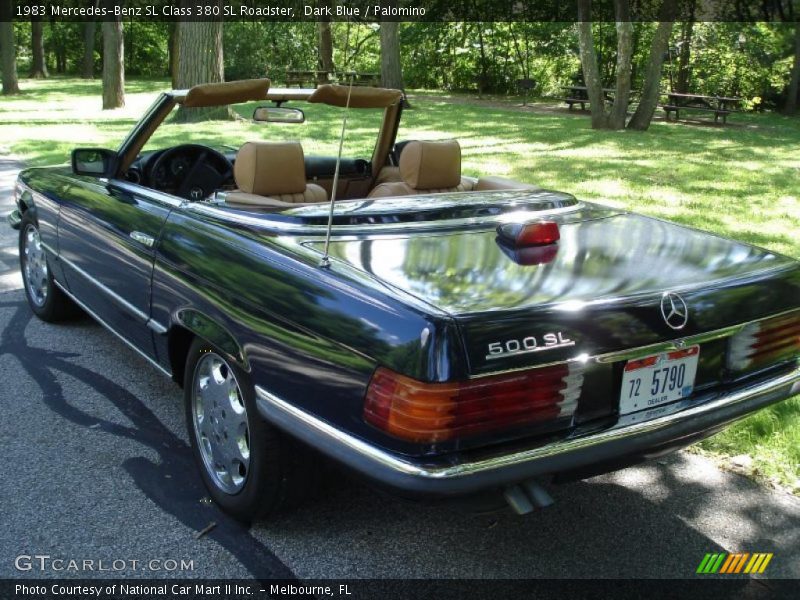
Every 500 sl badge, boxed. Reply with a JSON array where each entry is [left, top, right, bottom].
[[486, 332, 575, 360]]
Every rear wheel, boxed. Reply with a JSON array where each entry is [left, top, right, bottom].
[[184, 338, 318, 522], [19, 213, 79, 321]]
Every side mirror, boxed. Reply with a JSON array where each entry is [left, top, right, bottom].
[[253, 106, 305, 124], [71, 148, 117, 177]]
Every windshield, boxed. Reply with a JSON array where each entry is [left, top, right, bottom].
[[141, 99, 385, 159]]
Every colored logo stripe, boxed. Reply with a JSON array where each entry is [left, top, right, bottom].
[[698, 552, 773, 574]]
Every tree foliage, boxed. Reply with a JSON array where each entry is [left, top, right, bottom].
[[1, 20, 798, 113]]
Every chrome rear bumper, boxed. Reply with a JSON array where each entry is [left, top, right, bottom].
[[255, 366, 800, 495]]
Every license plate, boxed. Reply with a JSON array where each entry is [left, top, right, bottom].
[[619, 346, 700, 415]]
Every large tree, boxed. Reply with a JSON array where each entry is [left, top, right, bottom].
[[102, 16, 125, 109], [380, 22, 404, 91], [0, 2, 19, 95], [627, 4, 677, 130], [577, 0, 633, 129], [174, 12, 231, 121], [29, 17, 48, 78], [786, 22, 800, 114], [675, 18, 695, 93]]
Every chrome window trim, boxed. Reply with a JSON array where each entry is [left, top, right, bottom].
[[186, 197, 588, 237], [107, 179, 185, 210]]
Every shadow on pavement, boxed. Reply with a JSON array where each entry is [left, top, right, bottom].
[[1, 290, 798, 581]]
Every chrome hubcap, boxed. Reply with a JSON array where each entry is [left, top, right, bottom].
[[191, 353, 250, 494], [22, 224, 48, 307]]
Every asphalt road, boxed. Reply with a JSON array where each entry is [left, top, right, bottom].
[[1, 159, 799, 583]]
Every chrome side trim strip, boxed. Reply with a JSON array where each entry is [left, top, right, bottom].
[[146, 318, 168, 335], [255, 365, 800, 490], [59, 254, 150, 324], [54, 280, 171, 378]]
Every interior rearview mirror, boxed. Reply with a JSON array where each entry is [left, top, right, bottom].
[[71, 148, 117, 177], [253, 106, 305, 124]]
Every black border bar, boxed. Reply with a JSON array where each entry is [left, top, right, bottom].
[[4, 0, 799, 22]]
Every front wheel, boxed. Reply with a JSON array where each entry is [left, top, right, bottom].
[[19, 214, 79, 321], [184, 338, 319, 522]]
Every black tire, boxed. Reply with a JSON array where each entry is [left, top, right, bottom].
[[184, 337, 319, 522], [18, 213, 80, 322]]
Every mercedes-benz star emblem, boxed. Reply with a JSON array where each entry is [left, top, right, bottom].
[[661, 292, 689, 330], [190, 187, 204, 200]]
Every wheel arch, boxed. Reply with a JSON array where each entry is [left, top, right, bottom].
[[168, 309, 248, 387]]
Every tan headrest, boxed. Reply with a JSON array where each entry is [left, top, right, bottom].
[[234, 142, 307, 196], [399, 140, 461, 190], [182, 79, 270, 108], [308, 84, 403, 108]]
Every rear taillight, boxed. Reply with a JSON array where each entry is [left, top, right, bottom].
[[727, 312, 800, 373], [363, 364, 583, 443]]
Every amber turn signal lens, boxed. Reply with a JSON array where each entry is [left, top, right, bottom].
[[363, 364, 583, 443]]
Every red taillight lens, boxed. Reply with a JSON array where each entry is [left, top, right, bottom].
[[728, 312, 800, 372], [363, 364, 583, 443], [497, 221, 560, 247]]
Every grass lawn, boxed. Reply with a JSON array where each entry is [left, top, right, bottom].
[[2, 77, 799, 491]]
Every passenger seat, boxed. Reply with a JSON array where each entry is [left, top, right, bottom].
[[368, 140, 475, 198]]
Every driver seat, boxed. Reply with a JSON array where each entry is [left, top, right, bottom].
[[225, 141, 327, 208]]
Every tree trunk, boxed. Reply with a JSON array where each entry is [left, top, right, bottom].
[[82, 19, 96, 78], [175, 14, 231, 122], [317, 19, 334, 73], [169, 22, 179, 88], [675, 11, 694, 93], [0, 6, 20, 95], [785, 22, 800, 114], [379, 21, 404, 91], [609, 5, 633, 129], [29, 17, 48, 78], [628, 2, 677, 130], [102, 17, 125, 109], [577, 0, 610, 128]]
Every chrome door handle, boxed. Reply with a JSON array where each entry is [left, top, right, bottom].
[[130, 231, 155, 248]]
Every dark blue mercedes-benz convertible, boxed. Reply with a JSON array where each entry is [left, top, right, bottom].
[[8, 79, 800, 521]]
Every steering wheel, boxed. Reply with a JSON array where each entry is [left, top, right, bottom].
[[149, 144, 232, 201]]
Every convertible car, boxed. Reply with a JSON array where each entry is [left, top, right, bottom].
[[9, 79, 800, 520]]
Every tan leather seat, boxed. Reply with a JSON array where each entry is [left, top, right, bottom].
[[368, 140, 476, 198], [224, 141, 327, 208]]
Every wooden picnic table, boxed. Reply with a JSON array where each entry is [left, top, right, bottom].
[[284, 70, 332, 87], [561, 85, 623, 110], [661, 92, 742, 124], [283, 70, 381, 88]]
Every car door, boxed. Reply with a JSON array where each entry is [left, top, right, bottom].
[[57, 178, 177, 359]]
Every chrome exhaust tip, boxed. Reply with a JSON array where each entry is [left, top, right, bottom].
[[504, 479, 554, 515]]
